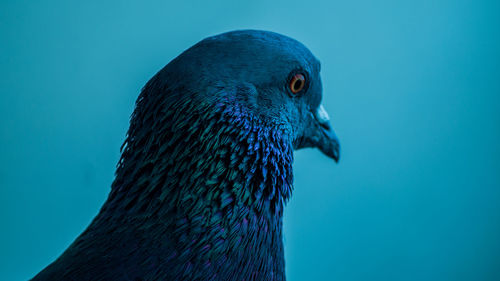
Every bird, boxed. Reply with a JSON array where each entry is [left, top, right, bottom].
[[32, 30, 340, 281]]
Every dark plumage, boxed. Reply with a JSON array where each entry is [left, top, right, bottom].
[[32, 30, 340, 281]]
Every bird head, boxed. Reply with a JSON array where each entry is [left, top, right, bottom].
[[156, 30, 340, 161]]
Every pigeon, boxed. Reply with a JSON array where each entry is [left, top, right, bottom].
[[32, 30, 340, 281]]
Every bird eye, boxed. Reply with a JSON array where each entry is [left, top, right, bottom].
[[289, 73, 306, 94]]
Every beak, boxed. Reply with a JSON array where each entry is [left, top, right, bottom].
[[313, 105, 340, 162], [297, 104, 340, 162]]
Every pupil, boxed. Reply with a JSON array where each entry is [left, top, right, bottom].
[[294, 80, 302, 91]]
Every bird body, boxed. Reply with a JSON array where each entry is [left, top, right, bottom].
[[32, 30, 339, 281]]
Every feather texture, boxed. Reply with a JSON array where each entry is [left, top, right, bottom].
[[32, 29, 339, 281]]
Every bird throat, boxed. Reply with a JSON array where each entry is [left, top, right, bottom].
[[93, 96, 294, 279]]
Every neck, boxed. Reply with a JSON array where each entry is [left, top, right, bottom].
[[92, 98, 294, 280]]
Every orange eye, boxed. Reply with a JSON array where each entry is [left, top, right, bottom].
[[289, 73, 306, 94]]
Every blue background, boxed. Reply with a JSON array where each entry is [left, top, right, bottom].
[[1, 0, 499, 280]]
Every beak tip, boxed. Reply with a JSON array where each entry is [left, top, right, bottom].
[[331, 144, 340, 163], [320, 138, 340, 163], [333, 153, 340, 163]]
